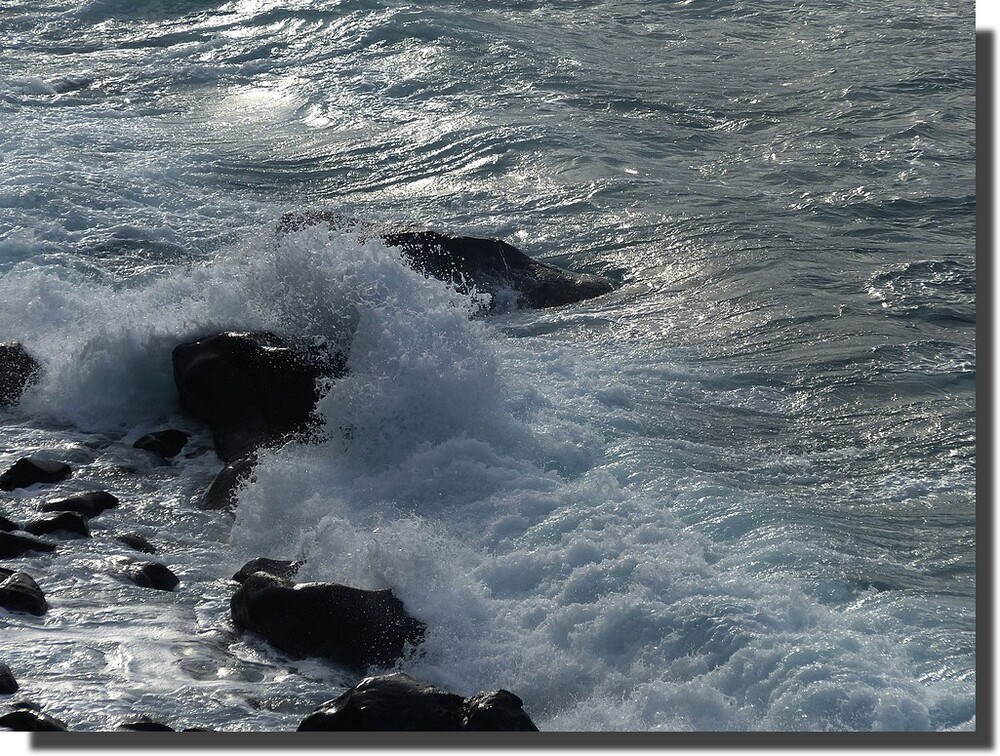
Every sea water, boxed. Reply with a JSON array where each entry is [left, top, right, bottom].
[[0, 0, 975, 732]]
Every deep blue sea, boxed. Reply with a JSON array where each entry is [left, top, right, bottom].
[[0, 0, 975, 732]]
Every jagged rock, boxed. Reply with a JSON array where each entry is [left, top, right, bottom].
[[297, 672, 538, 731], [40, 491, 119, 518], [0, 342, 40, 406], [0, 457, 71, 491], [116, 532, 156, 554], [232, 557, 300, 583], [24, 512, 90, 539], [117, 716, 175, 732], [133, 429, 189, 459], [279, 212, 614, 311], [201, 455, 255, 511], [231, 573, 425, 673], [172, 331, 346, 462], [0, 530, 56, 558], [124, 560, 179, 592], [0, 572, 48, 616], [0, 514, 17, 532], [0, 663, 17, 695], [0, 702, 67, 731]]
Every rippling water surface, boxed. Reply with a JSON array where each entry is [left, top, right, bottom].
[[0, 0, 975, 732]]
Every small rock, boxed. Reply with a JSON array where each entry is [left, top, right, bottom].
[[116, 532, 157, 554], [24, 512, 90, 539], [39, 491, 119, 518], [0, 531, 56, 558], [0, 342, 40, 406], [0, 572, 48, 616], [202, 455, 255, 512], [0, 457, 71, 491], [232, 557, 300, 583], [0, 514, 17, 532], [0, 663, 17, 695], [117, 716, 175, 732], [133, 429, 189, 459], [124, 560, 179, 592], [0, 702, 67, 731]]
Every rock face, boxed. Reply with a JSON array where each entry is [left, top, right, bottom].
[[0, 457, 71, 491], [39, 491, 119, 518], [201, 455, 255, 511], [0, 663, 17, 695], [0, 571, 48, 616], [0, 531, 56, 558], [231, 573, 425, 673], [24, 512, 90, 539], [124, 560, 179, 592], [297, 672, 539, 732], [133, 429, 189, 459], [0, 342, 40, 406], [172, 332, 346, 463], [279, 212, 615, 311]]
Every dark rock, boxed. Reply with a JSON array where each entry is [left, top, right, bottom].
[[233, 557, 300, 584], [124, 560, 179, 592], [40, 490, 119, 518], [280, 212, 614, 311], [202, 455, 255, 511], [0, 663, 17, 695], [24, 512, 90, 539], [231, 573, 425, 673], [172, 331, 346, 462], [0, 457, 71, 491], [116, 532, 157, 554], [0, 572, 48, 616], [0, 530, 56, 558], [0, 703, 68, 731], [117, 716, 175, 732], [133, 429, 189, 459], [0, 342, 40, 406], [297, 672, 538, 732], [0, 514, 17, 532]]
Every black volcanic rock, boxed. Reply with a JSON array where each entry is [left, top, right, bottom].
[[232, 557, 300, 583], [0, 703, 67, 731], [0, 663, 17, 695], [0, 342, 40, 406], [0, 572, 48, 616], [24, 512, 90, 539], [0, 457, 71, 491], [0, 530, 56, 558], [297, 672, 538, 732], [133, 429, 189, 459], [231, 573, 425, 673], [202, 455, 255, 511], [124, 560, 179, 592], [40, 491, 119, 518], [279, 212, 615, 311], [172, 331, 346, 463], [116, 532, 157, 554]]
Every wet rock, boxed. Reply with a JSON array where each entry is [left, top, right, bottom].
[[172, 331, 346, 463], [117, 716, 175, 732], [280, 213, 615, 311], [0, 514, 17, 532], [231, 573, 425, 673], [0, 530, 56, 558], [0, 663, 17, 695], [116, 532, 157, 554], [0, 342, 40, 406], [0, 457, 71, 491], [0, 572, 48, 616], [24, 512, 90, 539], [124, 560, 179, 592], [0, 702, 67, 731], [233, 557, 300, 583], [39, 490, 119, 518], [201, 455, 255, 511], [297, 672, 538, 732], [133, 429, 189, 459]]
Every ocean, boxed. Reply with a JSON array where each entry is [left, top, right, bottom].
[[0, 0, 975, 732]]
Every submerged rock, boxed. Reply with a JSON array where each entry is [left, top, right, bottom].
[[0, 702, 68, 731], [117, 716, 175, 732], [0, 530, 56, 558], [133, 429, 189, 459], [279, 212, 615, 311], [297, 672, 539, 732], [231, 573, 425, 673], [0, 342, 40, 406], [24, 512, 90, 539], [0, 664, 17, 695], [124, 560, 179, 592], [172, 331, 346, 463], [0, 572, 48, 616], [0, 457, 71, 491], [39, 490, 119, 518], [201, 455, 255, 512], [0, 514, 17, 532], [232, 557, 300, 583], [116, 532, 157, 554]]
